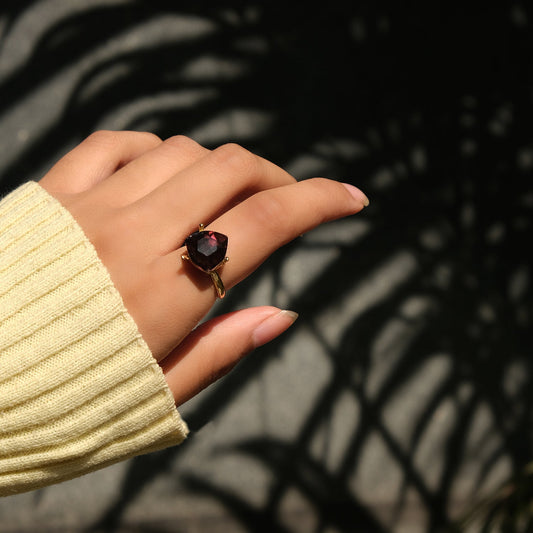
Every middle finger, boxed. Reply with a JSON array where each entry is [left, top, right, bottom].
[[96, 135, 209, 206]]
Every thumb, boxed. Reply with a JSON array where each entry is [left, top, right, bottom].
[[161, 306, 298, 406]]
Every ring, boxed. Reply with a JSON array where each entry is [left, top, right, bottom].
[[181, 224, 229, 298]]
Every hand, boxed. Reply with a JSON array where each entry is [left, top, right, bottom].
[[39, 131, 368, 406]]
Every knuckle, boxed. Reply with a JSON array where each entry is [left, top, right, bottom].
[[134, 131, 162, 147], [162, 134, 205, 159], [85, 129, 119, 147], [164, 134, 198, 150], [305, 176, 332, 192], [307, 176, 350, 211], [212, 143, 258, 176], [247, 192, 290, 235]]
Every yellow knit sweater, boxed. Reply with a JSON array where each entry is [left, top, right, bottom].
[[0, 182, 188, 497]]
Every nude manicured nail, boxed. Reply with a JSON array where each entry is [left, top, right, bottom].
[[342, 182, 370, 207], [252, 309, 299, 348]]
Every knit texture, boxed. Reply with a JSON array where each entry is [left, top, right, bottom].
[[0, 182, 188, 496]]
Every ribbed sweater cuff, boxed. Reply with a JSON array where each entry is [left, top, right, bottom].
[[0, 182, 188, 496]]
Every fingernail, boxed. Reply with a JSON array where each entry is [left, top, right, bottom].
[[252, 309, 299, 348], [342, 182, 370, 207]]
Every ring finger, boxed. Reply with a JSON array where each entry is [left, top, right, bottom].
[[130, 143, 298, 254]]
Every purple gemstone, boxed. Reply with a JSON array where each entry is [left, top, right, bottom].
[[185, 230, 228, 272]]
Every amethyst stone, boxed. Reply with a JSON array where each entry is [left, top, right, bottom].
[[185, 230, 228, 272]]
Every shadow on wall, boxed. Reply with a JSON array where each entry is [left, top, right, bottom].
[[1, 1, 532, 531]]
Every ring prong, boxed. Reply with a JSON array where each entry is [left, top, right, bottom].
[[181, 254, 190, 261]]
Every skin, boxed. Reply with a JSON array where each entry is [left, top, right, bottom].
[[39, 131, 369, 407]]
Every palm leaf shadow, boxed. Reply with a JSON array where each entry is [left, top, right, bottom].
[[183, 437, 387, 533], [1, 2, 533, 532]]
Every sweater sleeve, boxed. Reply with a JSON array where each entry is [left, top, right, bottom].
[[0, 182, 188, 497]]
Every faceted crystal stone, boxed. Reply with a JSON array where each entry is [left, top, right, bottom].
[[185, 230, 228, 272]]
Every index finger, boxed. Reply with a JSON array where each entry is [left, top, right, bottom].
[[200, 178, 369, 288], [158, 178, 368, 311]]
